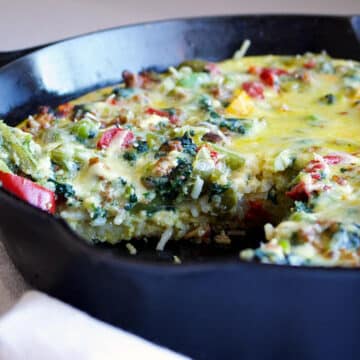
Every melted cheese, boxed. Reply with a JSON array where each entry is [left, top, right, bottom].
[[223, 57, 360, 156]]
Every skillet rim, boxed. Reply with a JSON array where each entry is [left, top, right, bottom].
[[1, 13, 359, 64], [1, 13, 360, 275]]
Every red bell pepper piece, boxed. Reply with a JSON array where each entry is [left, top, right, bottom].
[[197, 145, 219, 163], [305, 160, 324, 181], [145, 107, 179, 124], [310, 173, 322, 181], [286, 181, 310, 202], [146, 108, 170, 118], [209, 149, 219, 163], [245, 200, 270, 224], [260, 67, 289, 87], [107, 97, 118, 105], [0, 171, 55, 214], [97, 128, 134, 149], [306, 160, 325, 173], [242, 81, 265, 99], [323, 154, 342, 165], [303, 60, 316, 69]]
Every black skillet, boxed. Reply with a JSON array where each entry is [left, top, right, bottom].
[[1, 15, 360, 360]]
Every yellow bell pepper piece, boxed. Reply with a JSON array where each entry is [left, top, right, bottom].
[[226, 89, 254, 117]]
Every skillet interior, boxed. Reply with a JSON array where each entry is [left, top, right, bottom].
[[1, 15, 360, 360]]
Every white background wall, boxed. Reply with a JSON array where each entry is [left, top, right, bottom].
[[0, 0, 360, 50]]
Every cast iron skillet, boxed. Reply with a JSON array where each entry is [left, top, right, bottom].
[[1, 15, 360, 360]]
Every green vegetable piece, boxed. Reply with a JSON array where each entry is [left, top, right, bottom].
[[72, 119, 99, 140], [174, 132, 197, 156], [92, 207, 107, 220], [221, 118, 247, 134], [278, 239, 291, 253], [220, 187, 237, 210], [199, 96, 213, 112], [178, 59, 207, 72], [123, 151, 137, 163], [209, 183, 230, 198], [178, 73, 208, 88], [208, 115, 252, 135], [142, 158, 193, 200], [209, 111, 221, 119], [0, 121, 38, 175], [178, 73, 198, 88], [224, 152, 244, 170], [146, 133, 165, 148], [135, 140, 149, 154], [50, 148, 71, 170], [321, 93, 336, 105], [212, 144, 245, 168], [0, 159, 11, 173], [124, 192, 138, 211]]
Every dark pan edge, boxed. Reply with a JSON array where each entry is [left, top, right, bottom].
[[0, 14, 357, 68]]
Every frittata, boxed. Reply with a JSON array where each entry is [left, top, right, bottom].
[[1, 46, 360, 267]]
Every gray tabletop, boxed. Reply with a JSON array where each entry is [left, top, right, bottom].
[[0, 0, 359, 315]]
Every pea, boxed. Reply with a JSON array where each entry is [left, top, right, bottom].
[[72, 119, 99, 140]]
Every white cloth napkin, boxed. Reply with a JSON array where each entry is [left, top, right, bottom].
[[0, 291, 188, 360]]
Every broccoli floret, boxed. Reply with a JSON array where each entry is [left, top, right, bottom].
[[135, 140, 149, 154], [49, 179, 75, 199], [123, 151, 137, 163], [92, 207, 107, 220], [209, 115, 251, 135], [142, 158, 193, 200], [209, 183, 230, 198], [175, 132, 197, 156], [124, 193, 138, 211], [199, 95, 213, 111]]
